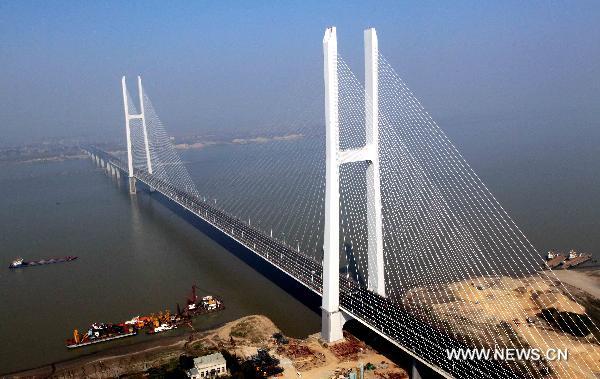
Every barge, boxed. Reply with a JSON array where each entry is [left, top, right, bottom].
[[66, 323, 136, 349], [65, 285, 223, 348], [545, 250, 592, 269], [9, 256, 78, 269]]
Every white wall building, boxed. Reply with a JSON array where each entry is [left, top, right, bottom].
[[187, 352, 227, 378]]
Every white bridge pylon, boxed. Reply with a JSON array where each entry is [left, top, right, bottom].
[[121, 75, 153, 194], [322, 26, 385, 343]]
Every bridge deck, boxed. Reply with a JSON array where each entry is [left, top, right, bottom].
[[85, 147, 524, 379]]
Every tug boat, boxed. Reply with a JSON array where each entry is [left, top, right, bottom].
[[147, 323, 177, 335]]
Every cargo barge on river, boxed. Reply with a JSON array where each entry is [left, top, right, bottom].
[[9, 256, 78, 269], [66, 324, 136, 349], [546, 250, 592, 269], [66, 285, 224, 348]]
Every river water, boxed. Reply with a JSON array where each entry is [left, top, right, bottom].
[[0, 155, 321, 374], [0, 116, 598, 373]]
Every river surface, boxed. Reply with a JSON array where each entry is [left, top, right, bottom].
[[0, 155, 321, 374], [0, 116, 598, 373]]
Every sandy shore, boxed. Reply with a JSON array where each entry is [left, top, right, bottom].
[[545, 268, 600, 299]]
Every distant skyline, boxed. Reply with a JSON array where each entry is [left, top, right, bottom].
[[1, 1, 599, 146]]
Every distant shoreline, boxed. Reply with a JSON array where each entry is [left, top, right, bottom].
[[16, 154, 88, 164]]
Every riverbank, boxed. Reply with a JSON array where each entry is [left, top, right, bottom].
[[5, 315, 407, 379], [544, 268, 600, 299]]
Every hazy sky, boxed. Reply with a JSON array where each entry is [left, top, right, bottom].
[[1, 1, 599, 146]]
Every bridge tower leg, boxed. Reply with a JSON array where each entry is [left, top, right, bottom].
[[410, 358, 426, 379], [322, 26, 344, 343], [137, 76, 153, 175], [364, 28, 385, 297], [121, 77, 136, 194]]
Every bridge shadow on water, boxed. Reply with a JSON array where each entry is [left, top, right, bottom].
[[139, 182, 323, 314], [136, 182, 442, 378]]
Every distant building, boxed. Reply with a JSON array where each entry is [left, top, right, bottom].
[[187, 352, 227, 378]]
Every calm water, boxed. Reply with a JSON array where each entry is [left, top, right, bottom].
[[0, 157, 320, 374], [0, 116, 598, 373]]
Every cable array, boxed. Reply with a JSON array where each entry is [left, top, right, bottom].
[[335, 52, 600, 378], [129, 90, 200, 198], [122, 54, 600, 376]]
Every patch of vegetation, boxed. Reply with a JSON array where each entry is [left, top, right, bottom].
[[189, 340, 208, 354], [144, 355, 196, 379], [230, 319, 265, 344], [230, 320, 253, 338]]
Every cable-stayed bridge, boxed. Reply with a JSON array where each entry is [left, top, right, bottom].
[[84, 27, 600, 379]]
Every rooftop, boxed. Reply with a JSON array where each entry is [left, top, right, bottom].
[[193, 352, 226, 367]]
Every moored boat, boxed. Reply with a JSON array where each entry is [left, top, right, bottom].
[[66, 323, 136, 349]]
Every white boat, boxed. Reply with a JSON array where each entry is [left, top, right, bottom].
[[150, 323, 177, 334], [9, 257, 24, 268]]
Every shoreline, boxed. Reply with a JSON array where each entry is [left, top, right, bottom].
[[543, 268, 600, 301], [0, 154, 87, 165]]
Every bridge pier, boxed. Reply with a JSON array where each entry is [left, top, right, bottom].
[[321, 310, 343, 343], [129, 177, 136, 194], [410, 358, 426, 379], [321, 309, 353, 343]]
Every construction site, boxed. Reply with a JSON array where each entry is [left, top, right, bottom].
[[401, 274, 600, 378]]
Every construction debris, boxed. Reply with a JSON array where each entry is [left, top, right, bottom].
[[329, 333, 367, 361]]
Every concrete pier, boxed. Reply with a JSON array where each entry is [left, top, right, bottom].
[[129, 177, 136, 194]]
